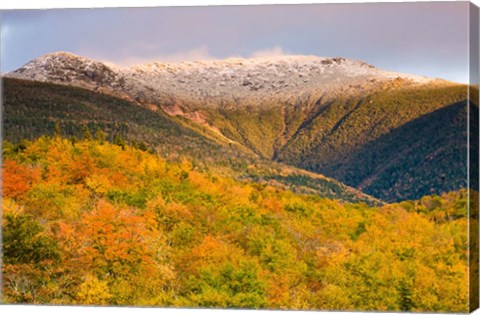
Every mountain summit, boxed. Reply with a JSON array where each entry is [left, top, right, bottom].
[[7, 52, 436, 107]]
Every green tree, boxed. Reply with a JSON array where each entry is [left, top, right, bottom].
[[94, 128, 107, 142], [53, 122, 61, 137], [113, 134, 126, 148], [82, 125, 92, 141], [3, 214, 59, 265]]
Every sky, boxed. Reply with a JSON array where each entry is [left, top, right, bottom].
[[0, 2, 472, 83]]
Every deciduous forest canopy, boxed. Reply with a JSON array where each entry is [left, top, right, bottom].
[[2, 136, 470, 311]]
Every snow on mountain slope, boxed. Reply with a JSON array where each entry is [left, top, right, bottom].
[[6, 52, 437, 109]]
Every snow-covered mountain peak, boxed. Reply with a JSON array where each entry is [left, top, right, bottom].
[[6, 52, 438, 108], [6, 52, 126, 96], [16, 51, 108, 71], [128, 55, 376, 75]]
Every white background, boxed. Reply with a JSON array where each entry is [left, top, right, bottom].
[[1, 0, 479, 315]]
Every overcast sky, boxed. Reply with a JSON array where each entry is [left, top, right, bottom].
[[1, 2, 471, 82]]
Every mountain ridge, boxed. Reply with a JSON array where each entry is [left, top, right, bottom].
[[6, 51, 441, 107], [4, 52, 470, 202]]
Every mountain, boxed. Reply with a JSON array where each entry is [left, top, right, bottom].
[[4, 52, 471, 202], [2, 77, 381, 206]]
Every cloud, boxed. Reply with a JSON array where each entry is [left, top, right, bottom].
[[249, 46, 288, 58], [101, 46, 216, 66], [90, 46, 291, 67], [150, 46, 215, 63]]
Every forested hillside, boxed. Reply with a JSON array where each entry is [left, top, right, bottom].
[[2, 137, 469, 311], [214, 83, 468, 202], [1, 78, 381, 205], [3, 78, 469, 203]]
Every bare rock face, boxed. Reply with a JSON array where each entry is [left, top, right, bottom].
[[6, 52, 437, 110]]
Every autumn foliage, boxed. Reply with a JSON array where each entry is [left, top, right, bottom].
[[1, 136, 470, 311]]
